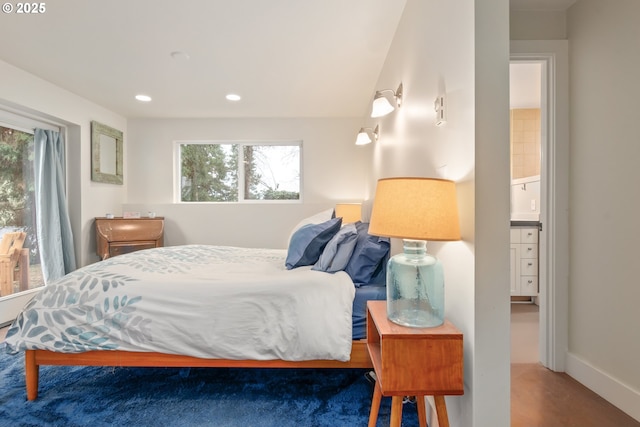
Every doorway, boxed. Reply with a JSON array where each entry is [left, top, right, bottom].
[[509, 61, 542, 364], [510, 40, 570, 372]]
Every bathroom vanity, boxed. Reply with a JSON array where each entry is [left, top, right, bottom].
[[510, 221, 540, 297]]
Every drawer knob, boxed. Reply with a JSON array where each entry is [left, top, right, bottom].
[[528, 263, 533, 267]]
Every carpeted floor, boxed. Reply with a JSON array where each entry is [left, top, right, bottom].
[[0, 350, 418, 427]]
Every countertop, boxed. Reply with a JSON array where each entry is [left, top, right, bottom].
[[510, 220, 541, 228]]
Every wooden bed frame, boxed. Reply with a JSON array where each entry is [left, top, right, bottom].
[[24, 340, 372, 400]]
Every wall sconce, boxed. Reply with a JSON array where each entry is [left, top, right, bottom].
[[435, 95, 446, 126], [371, 83, 403, 118], [355, 124, 379, 145]]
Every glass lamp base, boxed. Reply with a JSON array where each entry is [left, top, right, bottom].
[[386, 240, 444, 328]]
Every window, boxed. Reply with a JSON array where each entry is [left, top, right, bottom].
[[0, 125, 44, 293], [0, 108, 65, 325], [177, 141, 301, 202]]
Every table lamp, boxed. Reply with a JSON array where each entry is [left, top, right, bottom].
[[334, 203, 362, 223], [368, 177, 461, 327]]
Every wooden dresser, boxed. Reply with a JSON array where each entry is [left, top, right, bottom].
[[95, 217, 164, 260]]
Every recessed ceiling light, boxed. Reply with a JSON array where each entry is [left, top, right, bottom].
[[135, 94, 152, 102], [226, 94, 241, 101]]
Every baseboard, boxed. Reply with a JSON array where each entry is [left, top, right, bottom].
[[566, 352, 640, 422]]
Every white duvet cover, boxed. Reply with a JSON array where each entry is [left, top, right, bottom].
[[4, 245, 356, 361]]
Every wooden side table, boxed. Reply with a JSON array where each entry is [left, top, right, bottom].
[[366, 301, 464, 427], [95, 217, 164, 260]]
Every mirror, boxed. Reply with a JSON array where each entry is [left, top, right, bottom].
[[91, 121, 123, 184]]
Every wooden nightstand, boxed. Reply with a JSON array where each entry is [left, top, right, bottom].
[[95, 217, 164, 260], [366, 300, 464, 427]]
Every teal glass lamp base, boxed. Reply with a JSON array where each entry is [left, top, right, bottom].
[[386, 240, 445, 328]]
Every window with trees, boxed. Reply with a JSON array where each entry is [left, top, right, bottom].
[[0, 125, 44, 292], [177, 141, 301, 202]]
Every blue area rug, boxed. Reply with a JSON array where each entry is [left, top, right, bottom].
[[0, 351, 419, 426]]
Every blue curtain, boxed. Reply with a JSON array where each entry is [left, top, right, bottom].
[[34, 128, 76, 283]]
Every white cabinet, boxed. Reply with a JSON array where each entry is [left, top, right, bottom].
[[510, 227, 539, 296]]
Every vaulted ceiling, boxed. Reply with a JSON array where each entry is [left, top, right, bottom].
[[0, 1, 406, 118], [0, 0, 576, 119]]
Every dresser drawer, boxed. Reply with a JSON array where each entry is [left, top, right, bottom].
[[521, 258, 538, 276], [109, 242, 158, 257], [520, 276, 538, 295], [520, 244, 538, 259], [520, 228, 538, 244]]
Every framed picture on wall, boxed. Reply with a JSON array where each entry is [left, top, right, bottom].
[[91, 121, 123, 185]]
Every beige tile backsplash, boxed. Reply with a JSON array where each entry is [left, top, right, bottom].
[[511, 109, 541, 179]]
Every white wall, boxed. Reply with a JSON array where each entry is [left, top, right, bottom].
[[565, 0, 640, 420], [511, 1, 640, 421], [366, 0, 511, 425], [509, 10, 567, 40], [511, 177, 540, 221], [124, 118, 368, 249], [0, 60, 127, 268]]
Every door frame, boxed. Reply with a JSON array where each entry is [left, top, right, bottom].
[[511, 40, 570, 371]]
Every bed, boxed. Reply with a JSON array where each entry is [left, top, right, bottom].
[[3, 212, 390, 400]]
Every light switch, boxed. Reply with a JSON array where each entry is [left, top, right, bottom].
[[531, 199, 536, 211]]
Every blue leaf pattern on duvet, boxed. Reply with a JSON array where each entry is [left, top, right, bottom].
[[2, 245, 348, 360], [3, 245, 244, 354], [4, 255, 153, 354]]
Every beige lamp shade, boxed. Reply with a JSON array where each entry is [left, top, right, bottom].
[[368, 177, 461, 241], [334, 203, 362, 223]]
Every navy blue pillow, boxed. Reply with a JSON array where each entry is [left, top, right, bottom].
[[344, 221, 390, 286], [285, 217, 342, 269]]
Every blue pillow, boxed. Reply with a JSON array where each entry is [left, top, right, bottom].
[[344, 221, 390, 286], [312, 223, 358, 273], [285, 217, 342, 269]]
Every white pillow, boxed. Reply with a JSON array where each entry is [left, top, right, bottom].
[[288, 208, 334, 244]]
